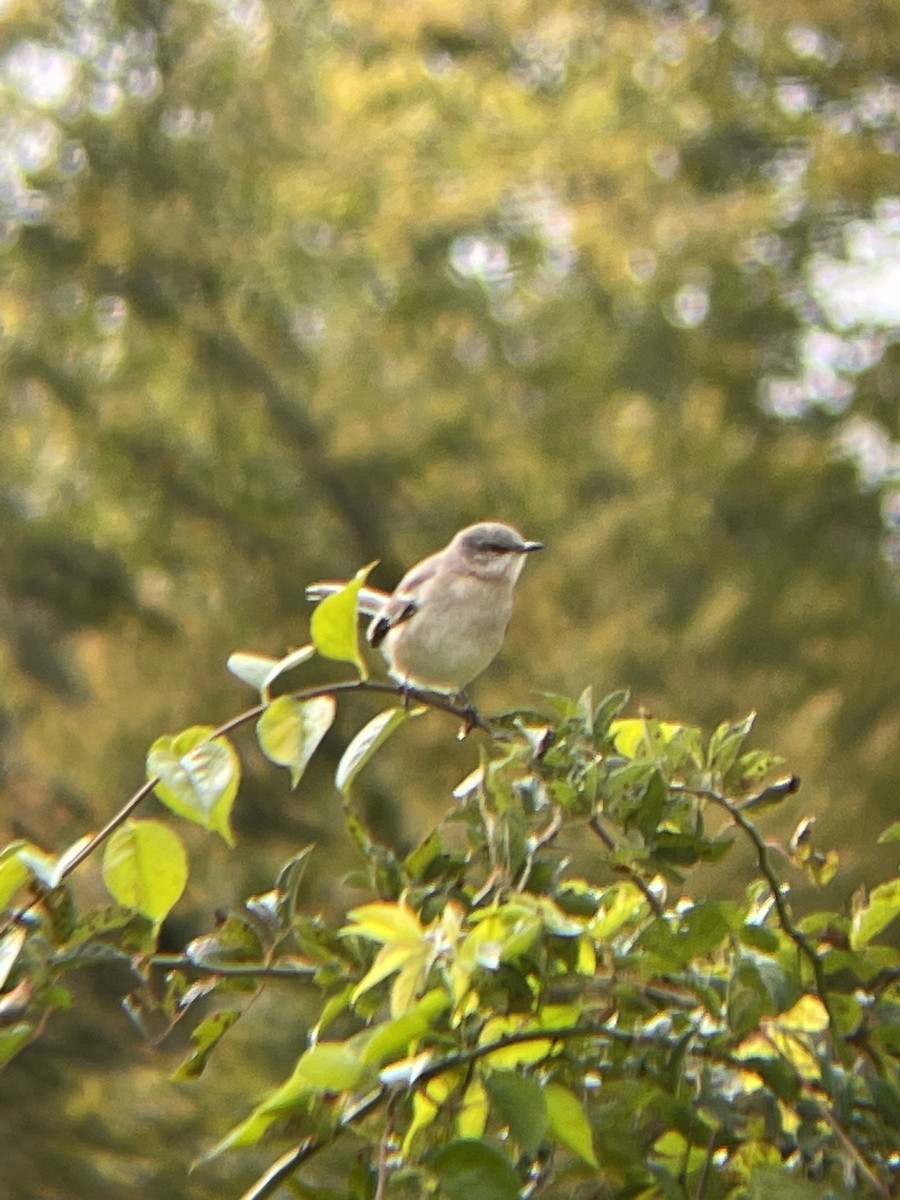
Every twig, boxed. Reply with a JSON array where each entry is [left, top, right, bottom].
[[816, 1097, 890, 1199], [588, 815, 664, 917], [674, 783, 836, 1033], [694, 1125, 719, 1200], [148, 954, 318, 980]]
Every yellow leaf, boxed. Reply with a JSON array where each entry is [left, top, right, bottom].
[[343, 900, 424, 944], [458, 1076, 488, 1138], [775, 994, 829, 1034], [546, 1083, 598, 1167], [147, 726, 240, 846], [309, 561, 378, 676], [256, 694, 335, 787], [101, 820, 188, 922]]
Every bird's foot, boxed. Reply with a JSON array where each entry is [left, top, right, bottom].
[[454, 691, 481, 739]]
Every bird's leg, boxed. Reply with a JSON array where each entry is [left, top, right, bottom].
[[454, 690, 481, 739]]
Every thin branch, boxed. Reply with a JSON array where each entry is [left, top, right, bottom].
[[374, 1093, 400, 1200], [675, 783, 836, 1033], [694, 1125, 719, 1200], [149, 954, 318, 980], [816, 1098, 890, 1199], [588, 815, 665, 917], [0, 678, 493, 938]]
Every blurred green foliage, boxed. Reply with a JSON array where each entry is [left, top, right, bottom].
[[0, 0, 899, 1195]]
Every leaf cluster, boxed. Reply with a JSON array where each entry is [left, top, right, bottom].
[[2, 580, 900, 1199]]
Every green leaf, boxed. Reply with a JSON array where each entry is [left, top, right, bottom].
[[274, 846, 315, 925], [727, 960, 769, 1036], [851, 878, 900, 949], [478, 1014, 557, 1069], [147, 726, 240, 845], [545, 1083, 598, 1166], [404, 829, 445, 883], [748, 1165, 833, 1198], [430, 1138, 521, 1200], [870, 1078, 900, 1131], [776, 994, 829, 1034], [0, 843, 33, 909], [226, 650, 281, 692], [309, 561, 378, 676], [358, 988, 449, 1067], [0, 1023, 33, 1067], [200, 1109, 283, 1162], [343, 899, 426, 944], [0, 927, 26, 990], [204, 1036, 372, 1163], [257, 694, 336, 787], [592, 689, 631, 737], [825, 992, 863, 1036], [740, 924, 781, 954], [484, 1071, 547, 1156], [185, 914, 263, 968], [654, 1128, 715, 1176], [312, 988, 355, 1042], [588, 882, 648, 942], [878, 821, 900, 844], [744, 1056, 801, 1103], [739, 774, 801, 813], [262, 1041, 370, 1111], [727, 748, 787, 790], [171, 1010, 241, 1081], [707, 712, 756, 778], [227, 646, 316, 697], [629, 768, 667, 838], [101, 820, 189, 922], [677, 900, 734, 957], [610, 717, 682, 760], [335, 705, 420, 794]]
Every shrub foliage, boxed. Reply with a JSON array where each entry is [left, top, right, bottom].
[[2, 580, 899, 1200]]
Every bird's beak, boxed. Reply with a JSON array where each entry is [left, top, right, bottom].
[[521, 541, 545, 553]]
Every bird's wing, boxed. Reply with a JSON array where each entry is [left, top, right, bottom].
[[305, 582, 391, 618], [364, 550, 442, 648], [367, 594, 418, 648]]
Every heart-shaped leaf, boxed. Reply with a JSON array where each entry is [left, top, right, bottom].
[[309, 561, 378, 676], [102, 819, 188, 922], [257, 695, 336, 788], [147, 726, 241, 845], [227, 646, 317, 699]]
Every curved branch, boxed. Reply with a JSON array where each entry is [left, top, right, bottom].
[[675, 782, 837, 1036]]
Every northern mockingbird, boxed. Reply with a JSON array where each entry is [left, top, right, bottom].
[[307, 521, 543, 695]]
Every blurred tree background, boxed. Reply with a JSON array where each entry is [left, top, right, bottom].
[[1, 0, 899, 1195]]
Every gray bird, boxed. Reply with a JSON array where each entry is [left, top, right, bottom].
[[307, 521, 543, 695]]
